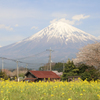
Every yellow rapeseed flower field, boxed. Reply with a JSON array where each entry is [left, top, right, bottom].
[[0, 79, 100, 100]]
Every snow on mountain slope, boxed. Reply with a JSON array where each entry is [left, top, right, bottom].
[[32, 21, 96, 41], [97, 36, 100, 41], [0, 20, 98, 60], [9, 21, 97, 49]]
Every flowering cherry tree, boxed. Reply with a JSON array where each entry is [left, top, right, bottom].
[[74, 42, 100, 69]]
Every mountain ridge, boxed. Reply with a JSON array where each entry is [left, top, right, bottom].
[[0, 21, 99, 62], [20, 21, 97, 42]]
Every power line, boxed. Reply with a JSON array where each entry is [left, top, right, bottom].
[[0, 56, 46, 65], [0, 50, 52, 66], [0, 51, 49, 77], [15, 51, 47, 60]]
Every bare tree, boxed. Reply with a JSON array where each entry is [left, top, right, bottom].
[[73, 42, 100, 69]]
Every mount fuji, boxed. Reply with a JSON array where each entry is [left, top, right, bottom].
[[0, 21, 98, 62]]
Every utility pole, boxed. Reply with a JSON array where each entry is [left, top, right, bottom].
[[2, 58, 4, 72], [26, 63, 28, 72], [47, 64, 48, 71], [16, 61, 19, 82], [63, 61, 65, 72], [46, 48, 53, 71]]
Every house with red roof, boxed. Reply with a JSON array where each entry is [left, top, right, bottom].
[[23, 71, 61, 82]]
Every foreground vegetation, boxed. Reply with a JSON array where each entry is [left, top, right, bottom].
[[0, 79, 100, 100]]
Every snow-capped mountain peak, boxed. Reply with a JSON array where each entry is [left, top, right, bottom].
[[0, 20, 98, 61], [21, 20, 97, 44]]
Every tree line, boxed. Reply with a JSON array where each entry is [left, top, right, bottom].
[[39, 59, 100, 81], [39, 42, 100, 81]]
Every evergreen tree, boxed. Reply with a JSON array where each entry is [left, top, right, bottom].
[[61, 59, 79, 81], [78, 64, 100, 81], [52, 62, 63, 72]]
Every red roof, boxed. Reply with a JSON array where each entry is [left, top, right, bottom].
[[29, 71, 60, 79]]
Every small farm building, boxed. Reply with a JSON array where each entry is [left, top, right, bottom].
[[23, 71, 61, 82], [68, 76, 81, 82]]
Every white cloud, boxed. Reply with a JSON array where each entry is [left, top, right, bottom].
[[59, 18, 75, 25], [50, 14, 90, 25], [50, 18, 75, 25], [0, 24, 13, 31], [31, 26, 38, 30], [15, 24, 18, 27], [72, 14, 90, 21], [52, 12, 67, 18], [50, 19, 58, 24], [65, 20, 75, 25]]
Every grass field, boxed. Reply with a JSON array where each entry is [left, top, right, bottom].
[[0, 79, 100, 100]]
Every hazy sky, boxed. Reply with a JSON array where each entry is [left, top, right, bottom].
[[0, 0, 100, 47]]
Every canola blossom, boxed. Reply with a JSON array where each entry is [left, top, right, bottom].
[[0, 79, 100, 100]]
